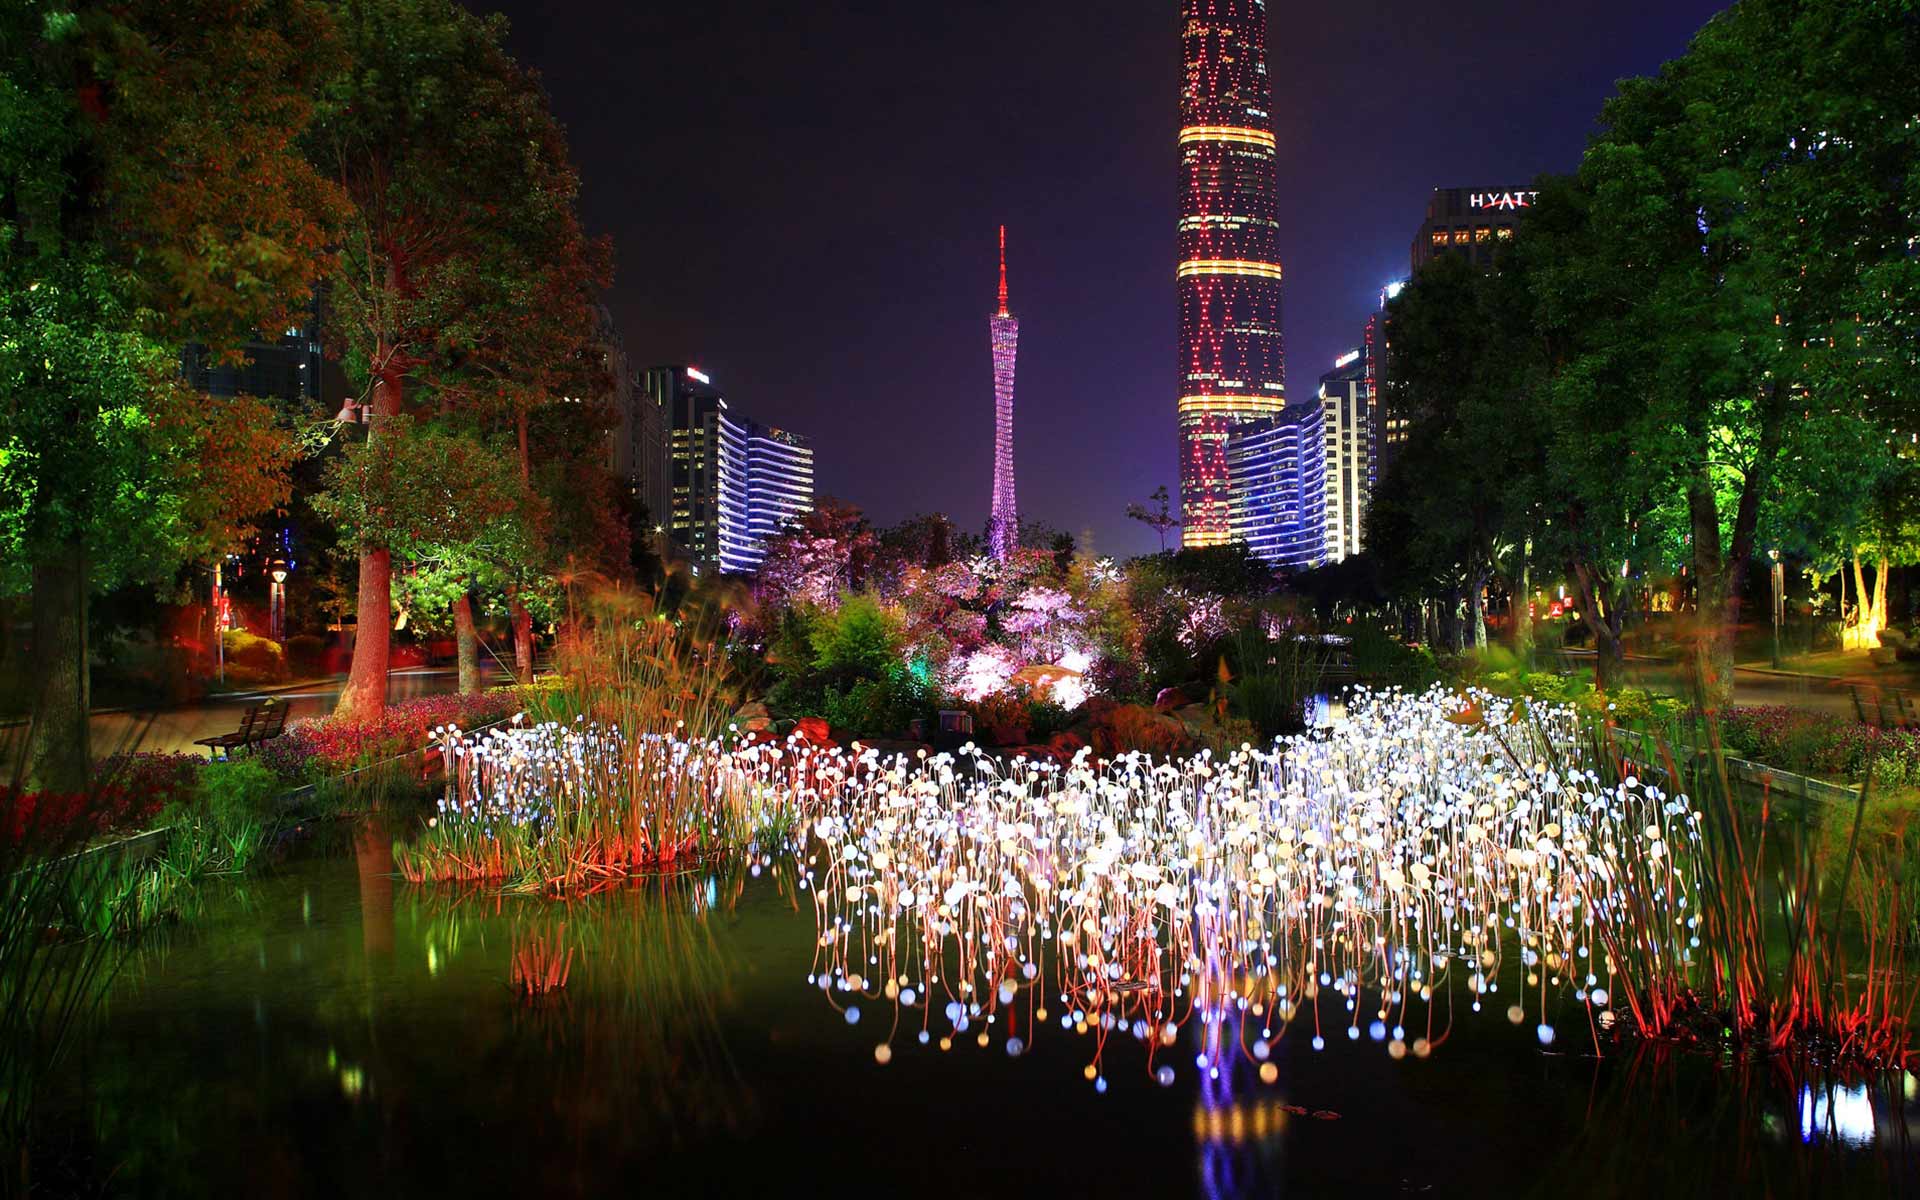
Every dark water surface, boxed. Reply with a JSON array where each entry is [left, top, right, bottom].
[[43, 823, 1920, 1199]]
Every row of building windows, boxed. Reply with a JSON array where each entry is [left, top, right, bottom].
[[1428, 226, 1515, 246]]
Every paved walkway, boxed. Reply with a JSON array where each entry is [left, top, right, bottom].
[[1554, 651, 1903, 719], [20, 666, 510, 763]]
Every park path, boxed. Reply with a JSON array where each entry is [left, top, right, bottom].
[[51, 665, 511, 763], [1555, 651, 1894, 720]]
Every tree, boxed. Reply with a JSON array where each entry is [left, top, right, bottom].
[[752, 500, 875, 610], [1369, 247, 1549, 660], [315, 0, 605, 715], [1566, 0, 1920, 706], [1127, 485, 1181, 553], [1, 0, 343, 788]]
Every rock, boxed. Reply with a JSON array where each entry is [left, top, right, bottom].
[[731, 700, 772, 733], [1154, 686, 1190, 713], [1047, 730, 1086, 757], [794, 716, 835, 747]]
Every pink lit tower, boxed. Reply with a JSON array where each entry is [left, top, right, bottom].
[[987, 225, 1020, 560]]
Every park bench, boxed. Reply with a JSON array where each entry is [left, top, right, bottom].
[[193, 699, 288, 760], [1850, 685, 1915, 730]]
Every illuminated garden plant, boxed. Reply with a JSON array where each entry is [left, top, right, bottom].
[[399, 684, 1913, 1079]]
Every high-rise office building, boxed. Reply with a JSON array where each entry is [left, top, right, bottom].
[[1317, 352, 1372, 562], [606, 316, 668, 532], [1226, 400, 1325, 570], [1364, 283, 1406, 479], [1177, 0, 1286, 546], [651, 364, 813, 575], [988, 226, 1019, 560], [1409, 186, 1538, 273]]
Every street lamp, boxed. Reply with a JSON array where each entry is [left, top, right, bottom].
[[1768, 548, 1784, 669], [270, 558, 290, 643]]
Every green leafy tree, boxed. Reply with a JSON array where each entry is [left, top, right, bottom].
[[1566, 0, 1920, 705], [1, 0, 343, 787]]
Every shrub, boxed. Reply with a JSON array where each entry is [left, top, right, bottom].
[[966, 691, 1032, 745], [221, 629, 288, 685], [819, 674, 935, 739], [809, 594, 904, 677], [255, 688, 529, 782], [284, 633, 328, 674], [1087, 703, 1192, 758], [0, 753, 204, 849], [1025, 697, 1073, 741], [1475, 669, 1684, 726], [190, 758, 284, 826], [1349, 625, 1441, 689]]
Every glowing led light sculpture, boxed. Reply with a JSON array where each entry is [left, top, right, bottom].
[[1177, 0, 1286, 546], [988, 225, 1020, 560]]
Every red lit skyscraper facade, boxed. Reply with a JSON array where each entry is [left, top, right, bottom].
[[1177, 0, 1285, 546]]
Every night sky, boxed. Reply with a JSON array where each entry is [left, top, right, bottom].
[[479, 0, 1728, 557]]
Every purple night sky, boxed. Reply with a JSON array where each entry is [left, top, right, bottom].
[[478, 0, 1728, 556]]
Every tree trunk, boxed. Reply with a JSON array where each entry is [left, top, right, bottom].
[[1514, 539, 1534, 668], [1690, 390, 1779, 711], [511, 406, 536, 686], [1688, 478, 1735, 713], [1439, 587, 1463, 654], [27, 542, 89, 794], [335, 547, 392, 719], [1876, 557, 1890, 632], [1469, 570, 1488, 653], [511, 594, 533, 685], [1571, 561, 1624, 691], [336, 362, 402, 720], [452, 591, 479, 695]]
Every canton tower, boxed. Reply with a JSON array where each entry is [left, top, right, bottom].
[[1177, 0, 1285, 546], [988, 225, 1019, 560]]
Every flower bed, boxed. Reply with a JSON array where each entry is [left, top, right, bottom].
[[0, 752, 203, 849], [254, 687, 531, 781], [1718, 706, 1920, 788]]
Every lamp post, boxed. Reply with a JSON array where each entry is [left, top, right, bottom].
[[270, 558, 290, 643], [1768, 548, 1784, 669]]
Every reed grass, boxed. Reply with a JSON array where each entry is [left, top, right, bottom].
[[399, 584, 758, 892], [1568, 713, 1916, 1071]]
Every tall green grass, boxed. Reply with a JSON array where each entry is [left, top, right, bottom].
[[1565, 710, 1915, 1069]]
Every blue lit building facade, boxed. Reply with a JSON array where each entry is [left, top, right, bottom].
[[1226, 400, 1325, 571], [652, 364, 814, 575]]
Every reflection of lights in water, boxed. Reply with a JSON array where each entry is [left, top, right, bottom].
[[792, 687, 1700, 1089], [1799, 1083, 1876, 1147], [1307, 694, 1346, 728]]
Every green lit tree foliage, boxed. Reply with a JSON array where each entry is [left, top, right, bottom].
[[1568, 0, 1919, 704], [1370, 0, 1918, 700], [0, 1, 343, 788]]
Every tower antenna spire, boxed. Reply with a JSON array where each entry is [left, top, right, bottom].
[[996, 224, 1009, 317]]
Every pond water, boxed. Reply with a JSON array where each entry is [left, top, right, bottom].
[[39, 818, 1920, 1199]]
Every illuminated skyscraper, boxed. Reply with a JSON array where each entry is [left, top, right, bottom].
[[1177, 0, 1285, 546], [1317, 351, 1372, 562], [653, 364, 814, 575], [988, 226, 1019, 560], [1226, 400, 1324, 570]]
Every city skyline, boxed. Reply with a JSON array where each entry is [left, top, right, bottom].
[[483, 0, 1728, 554]]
